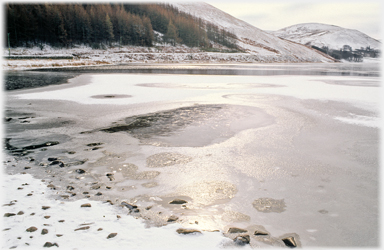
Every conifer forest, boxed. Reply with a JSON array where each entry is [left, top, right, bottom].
[[5, 3, 239, 49]]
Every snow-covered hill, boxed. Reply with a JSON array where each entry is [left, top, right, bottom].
[[171, 3, 336, 63], [272, 23, 381, 51]]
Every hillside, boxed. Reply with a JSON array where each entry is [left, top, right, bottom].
[[4, 3, 337, 66], [171, 3, 336, 62], [272, 23, 381, 51]]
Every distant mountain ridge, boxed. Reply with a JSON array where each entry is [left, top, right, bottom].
[[172, 3, 336, 63], [272, 23, 380, 52]]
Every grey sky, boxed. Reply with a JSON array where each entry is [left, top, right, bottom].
[[208, 1, 381, 40]]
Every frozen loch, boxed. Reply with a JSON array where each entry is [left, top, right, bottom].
[[3, 63, 380, 248]]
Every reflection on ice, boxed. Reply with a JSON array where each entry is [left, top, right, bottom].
[[334, 114, 380, 128], [97, 104, 274, 147]]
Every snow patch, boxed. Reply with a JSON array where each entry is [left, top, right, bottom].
[[1, 172, 234, 249]]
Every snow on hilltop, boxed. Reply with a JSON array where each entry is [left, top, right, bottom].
[[272, 23, 381, 51], [171, 2, 336, 63]]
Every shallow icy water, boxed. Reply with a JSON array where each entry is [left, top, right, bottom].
[[3, 62, 380, 248]]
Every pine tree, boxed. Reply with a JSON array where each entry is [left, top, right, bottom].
[[165, 19, 178, 45], [104, 13, 114, 44], [142, 16, 154, 46]]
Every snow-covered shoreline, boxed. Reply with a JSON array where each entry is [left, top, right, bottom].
[[1, 169, 235, 250], [2, 44, 341, 71]]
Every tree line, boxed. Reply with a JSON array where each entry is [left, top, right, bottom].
[[5, 3, 239, 50]]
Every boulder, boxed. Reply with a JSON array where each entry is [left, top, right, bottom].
[[107, 233, 117, 239], [254, 230, 269, 236], [76, 169, 86, 174], [227, 227, 247, 234], [176, 228, 201, 235], [167, 215, 179, 222], [74, 226, 90, 231], [26, 226, 38, 232], [43, 242, 58, 247], [169, 199, 187, 204], [282, 236, 297, 248], [4, 213, 16, 217], [81, 203, 91, 208], [234, 235, 250, 245]]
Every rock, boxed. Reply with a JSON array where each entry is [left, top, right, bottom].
[[76, 169, 86, 174], [106, 173, 114, 181], [227, 227, 248, 234], [107, 233, 117, 239], [169, 199, 187, 204], [58, 220, 65, 223], [47, 157, 58, 162], [26, 226, 38, 232], [43, 242, 59, 247], [49, 160, 65, 168], [17, 211, 24, 215], [121, 202, 138, 212], [47, 184, 56, 190], [74, 226, 90, 231], [95, 192, 102, 196], [97, 228, 103, 231], [44, 216, 51, 219], [42, 206, 50, 210], [3, 202, 16, 206], [4, 213, 16, 217], [86, 143, 103, 147], [41, 229, 48, 235], [67, 186, 75, 191], [167, 215, 179, 222], [254, 230, 269, 236], [234, 235, 250, 245], [176, 228, 202, 235], [282, 236, 297, 248], [318, 209, 328, 214], [56, 234, 63, 237], [81, 203, 91, 208]]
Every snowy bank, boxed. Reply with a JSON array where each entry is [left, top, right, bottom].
[[2, 44, 337, 71], [2, 171, 236, 249]]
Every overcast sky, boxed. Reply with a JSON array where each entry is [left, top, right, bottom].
[[208, 0, 382, 40]]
